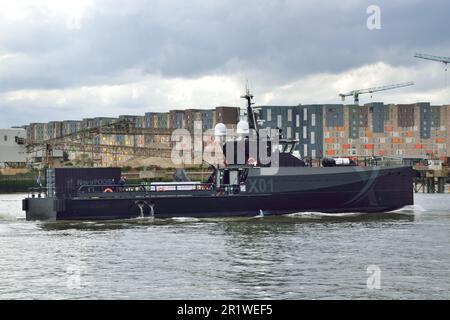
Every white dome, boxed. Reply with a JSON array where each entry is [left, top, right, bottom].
[[214, 123, 227, 136], [236, 120, 250, 135]]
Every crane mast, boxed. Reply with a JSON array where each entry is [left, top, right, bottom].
[[339, 82, 414, 105]]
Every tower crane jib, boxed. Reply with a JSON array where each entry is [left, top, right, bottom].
[[339, 82, 414, 105]]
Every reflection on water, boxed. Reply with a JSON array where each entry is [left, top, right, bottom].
[[0, 193, 449, 299]]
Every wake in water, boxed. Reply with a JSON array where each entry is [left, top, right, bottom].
[[169, 217, 201, 223], [283, 209, 416, 223], [389, 204, 426, 215], [0, 197, 26, 221], [0, 201, 21, 221], [0, 212, 17, 221], [287, 211, 367, 218]]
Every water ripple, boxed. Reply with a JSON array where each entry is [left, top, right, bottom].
[[0, 193, 449, 299]]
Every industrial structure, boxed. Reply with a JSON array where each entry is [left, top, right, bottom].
[[0, 128, 27, 167], [23, 106, 240, 167]]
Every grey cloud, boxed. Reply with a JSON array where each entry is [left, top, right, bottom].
[[0, 0, 450, 127], [0, 0, 449, 92]]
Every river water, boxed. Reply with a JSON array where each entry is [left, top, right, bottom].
[[0, 193, 449, 299]]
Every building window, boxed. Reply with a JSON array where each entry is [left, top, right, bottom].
[[311, 113, 316, 126], [303, 144, 308, 157], [267, 109, 271, 122], [295, 132, 300, 140], [311, 132, 315, 144], [296, 114, 300, 127], [287, 127, 292, 139], [288, 109, 292, 122], [303, 126, 307, 139], [3, 135, 7, 142], [277, 115, 282, 128], [303, 108, 308, 121], [311, 149, 316, 159]]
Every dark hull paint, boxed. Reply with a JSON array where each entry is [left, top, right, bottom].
[[24, 165, 414, 220], [58, 193, 409, 220], [53, 166, 414, 220]]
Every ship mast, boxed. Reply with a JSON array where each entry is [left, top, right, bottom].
[[240, 87, 258, 134]]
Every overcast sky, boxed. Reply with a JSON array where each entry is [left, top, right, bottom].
[[1, 0, 450, 127]]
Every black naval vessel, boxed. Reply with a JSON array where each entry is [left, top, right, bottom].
[[23, 91, 414, 220]]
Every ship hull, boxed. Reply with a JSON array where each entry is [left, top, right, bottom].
[[24, 165, 414, 220]]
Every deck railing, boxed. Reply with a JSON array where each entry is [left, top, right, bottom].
[[28, 187, 52, 198], [77, 183, 214, 195]]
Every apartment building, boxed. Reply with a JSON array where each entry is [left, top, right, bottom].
[[257, 103, 450, 159]]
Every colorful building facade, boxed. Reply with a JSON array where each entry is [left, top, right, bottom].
[[257, 103, 450, 159]]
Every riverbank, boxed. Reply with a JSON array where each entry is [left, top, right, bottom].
[[0, 176, 42, 193]]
